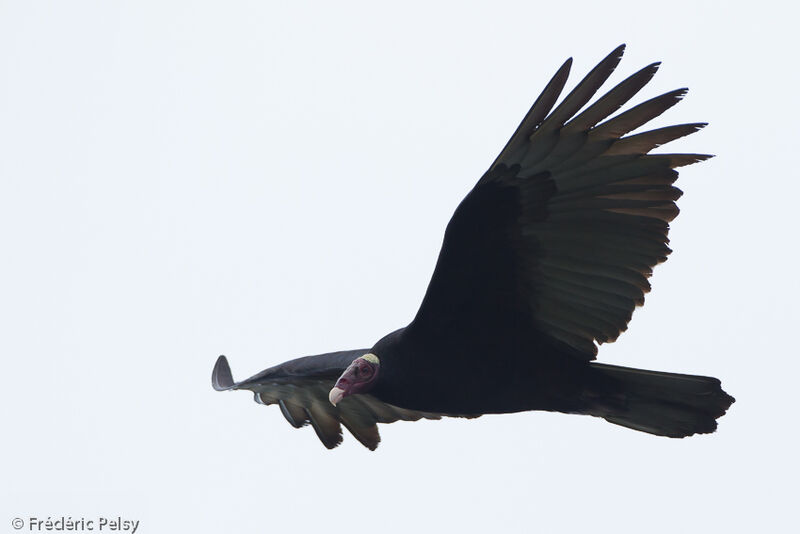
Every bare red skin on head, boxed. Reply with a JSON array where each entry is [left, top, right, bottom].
[[333, 356, 379, 400]]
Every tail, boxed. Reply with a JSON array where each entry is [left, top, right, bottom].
[[589, 363, 735, 438]]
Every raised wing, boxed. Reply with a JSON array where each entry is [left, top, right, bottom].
[[409, 45, 709, 359], [212, 352, 443, 450]]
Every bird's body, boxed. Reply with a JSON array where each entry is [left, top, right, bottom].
[[212, 45, 734, 450], [370, 327, 590, 416]]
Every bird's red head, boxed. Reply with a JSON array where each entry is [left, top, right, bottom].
[[328, 353, 380, 406]]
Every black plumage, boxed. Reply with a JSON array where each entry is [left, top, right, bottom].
[[212, 45, 734, 449]]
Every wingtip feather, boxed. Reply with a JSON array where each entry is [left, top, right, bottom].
[[212, 355, 235, 391]]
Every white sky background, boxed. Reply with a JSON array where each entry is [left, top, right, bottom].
[[2, 1, 798, 532]]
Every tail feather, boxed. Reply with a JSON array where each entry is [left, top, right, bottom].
[[590, 363, 735, 438]]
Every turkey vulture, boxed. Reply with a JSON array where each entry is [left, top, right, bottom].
[[212, 45, 734, 450]]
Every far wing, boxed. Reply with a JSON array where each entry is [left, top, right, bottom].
[[212, 352, 444, 450], [409, 45, 708, 359]]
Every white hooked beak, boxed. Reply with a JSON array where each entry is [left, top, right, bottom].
[[328, 386, 345, 407]]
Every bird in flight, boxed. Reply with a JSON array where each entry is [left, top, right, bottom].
[[212, 45, 734, 450]]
